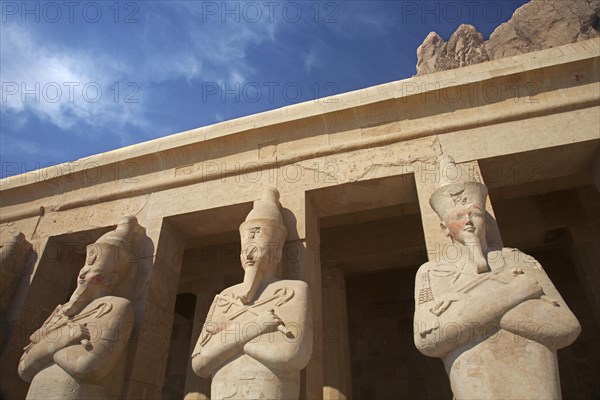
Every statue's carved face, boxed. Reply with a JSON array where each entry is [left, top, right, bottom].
[[442, 204, 486, 245], [239, 221, 282, 273], [63, 244, 120, 315], [77, 263, 106, 289]]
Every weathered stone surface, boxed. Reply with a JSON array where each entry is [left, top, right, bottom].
[[18, 217, 146, 400], [416, 25, 489, 76], [0, 232, 32, 315], [0, 232, 33, 351], [0, 39, 597, 399], [486, 0, 600, 59], [416, 0, 600, 75], [413, 156, 582, 399], [191, 188, 313, 400]]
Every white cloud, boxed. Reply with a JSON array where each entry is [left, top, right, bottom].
[[1, 23, 149, 138], [0, 3, 281, 145], [136, 2, 279, 86], [302, 38, 333, 73], [324, 3, 397, 39], [304, 47, 318, 73], [0, 136, 64, 159]]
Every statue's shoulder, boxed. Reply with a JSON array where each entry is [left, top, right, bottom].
[[220, 283, 243, 297], [417, 261, 436, 272], [266, 279, 310, 303], [500, 246, 520, 254], [101, 295, 132, 306], [498, 247, 530, 257], [86, 296, 133, 315], [274, 279, 309, 292], [498, 247, 543, 270], [416, 260, 454, 275]]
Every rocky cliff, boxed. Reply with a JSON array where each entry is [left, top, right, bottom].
[[416, 0, 600, 75]]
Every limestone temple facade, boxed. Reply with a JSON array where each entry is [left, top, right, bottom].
[[1, 38, 599, 399]]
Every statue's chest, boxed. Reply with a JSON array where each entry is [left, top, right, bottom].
[[209, 287, 295, 324], [198, 287, 295, 346], [429, 254, 516, 297]]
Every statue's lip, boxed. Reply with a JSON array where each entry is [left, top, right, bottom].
[[244, 261, 255, 266]]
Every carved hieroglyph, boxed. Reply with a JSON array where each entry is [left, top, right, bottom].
[[414, 156, 581, 399], [18, 216, 146, 400], [191, 188, 313, 400]]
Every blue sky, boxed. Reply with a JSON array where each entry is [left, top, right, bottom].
[[0, 0, 528, 178]]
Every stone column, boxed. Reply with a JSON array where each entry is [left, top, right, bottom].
[[0, 236, 49, 400], [0, 232, 33, 316], [126, 218, 185, 399], [567, 184, 600, 329], [322, 264, 352, 400], [183, 292, 214, 400], [567, 223, 600, 328], [280, 191, 323, 400], [593, 149, 599, 193]]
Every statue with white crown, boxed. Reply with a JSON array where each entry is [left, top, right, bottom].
[[413, 156, 581, 399], [19, 216, 145, 400], [191, 188, 313, 400]]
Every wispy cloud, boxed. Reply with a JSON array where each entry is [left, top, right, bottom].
[[304, 47, 319, 73], [0, 135, 65, 159], [302, 37, 334, 73], [1, 23, 149, 137], [1, 3, 280, 143], [325, 2, 397, 39], [133, 2, 279, 85]]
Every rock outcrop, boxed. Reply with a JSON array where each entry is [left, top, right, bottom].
[[416, 0, 600, 75], [416, 25, 490, 77]]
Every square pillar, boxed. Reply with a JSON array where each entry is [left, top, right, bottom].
[[567, 222, 600, 329], [280, 191, 323, 400], [183, 292, 214, 400], [126, 219, 185, 399], [322, 264, 352, 400], [0, 237, 50, 400], [593, 149, 600, 193]]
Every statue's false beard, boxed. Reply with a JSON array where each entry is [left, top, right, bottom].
[[61, 287, 95, 317], [238, 267, 263, 304], [461, 232, 488, 274]]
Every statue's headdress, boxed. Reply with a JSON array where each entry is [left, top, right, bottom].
[[86, 216, 146, 277], [429, 156, 488, 220], [240, 188, 287, 236]]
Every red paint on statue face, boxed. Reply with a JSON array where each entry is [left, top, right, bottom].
[[62, 247, 119, 316], [78, 266, 106, 287], [444, 204, 486, 245]]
